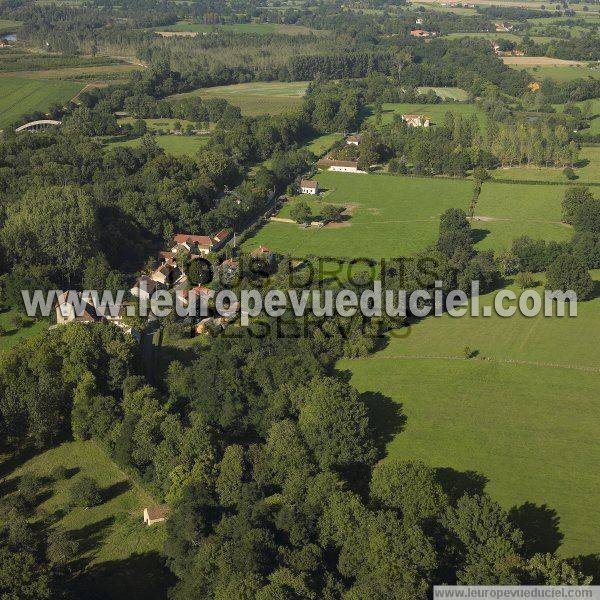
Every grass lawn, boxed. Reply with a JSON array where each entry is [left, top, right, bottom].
[[242, 172, 474, 258], [0, 311, 48, 353], [472, 181, 571, 251], [2, 440, 173, 598], [0, 76, 82, 129], [107, 134, 209, 157], [168, 81, 309, 116], [304, 132, 344, 156], [516, 65, 600, 82], [491, 146, 600, 184], [156, 20, 323, 36], [367, 102, 485, 127], [338, 272, 600, 558]]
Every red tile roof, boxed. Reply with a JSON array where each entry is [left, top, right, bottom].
[[173, 234, 213, 248]]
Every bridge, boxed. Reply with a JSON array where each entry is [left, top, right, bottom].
[[15, 119, 61, 133]]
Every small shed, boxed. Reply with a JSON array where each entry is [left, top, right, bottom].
[[143, 505, 170, 526]]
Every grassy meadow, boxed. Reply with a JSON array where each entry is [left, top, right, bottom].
[[417, 86, 470, 101], [0, 76, 82, 129], [2, 440, 172, 599], [338, 272, 600, 557], [168, 81, 309, 116], [517, 64, 600, 82], [0, 311, 48, 354], [242, 172, 573, 258], [304, 132, 344, 156], [107, 134, 209, 157]]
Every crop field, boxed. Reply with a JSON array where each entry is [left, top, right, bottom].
[[168, 81, 309, 116], [107, 134, 209, 157], [472, 181, 571, 251], [243, 173, 473, 258], [0, 50, 123, 73], [156, 21, 324, 36], [1, 440, 172, 599], [492, 146, 600, 184], [338, 272, 600, 558], [367, 102, 485, 127], [0, 76, 83, 129]]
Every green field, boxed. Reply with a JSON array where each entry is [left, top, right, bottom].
[[2, 440, 171, 598], [0, 76, 82, 129], [472, 181, 570, 251], [444, 31, 552, 43], [304, 132, 344, 156], [0, 19, 21, 34], [168, 81, 309, 116], [243, 173, 574, 258], [107, 134, 209, 157], [117, 117, 206, 132], [553, 98, 600, 135], [243, 173, 474, 258], [338, 272, 600, 557], [157, 20, 323, 35], [0, 311, 48, 353], [367, 102, 485, 127], [492, 146, 600, 184], [518, 65, 600, 82]]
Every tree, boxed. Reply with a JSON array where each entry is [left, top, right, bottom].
[[46, 530, 79, 566], [298, 377, 376, 470], [216, 445, 246, 507], [289, 201, 312, 225], [515, 271, 536, 289], [321, 204, 344, 223], [0, 546, 52, 600], [18, 473, 43, 505], [546, 254, 594, 300], [562, 167, 576, 181], [370, 460, 448, 523], [69, 476, 102, 508], [561, 186, 594, 225], [473, 166, 490, 182], [526, 553, 592, 585]]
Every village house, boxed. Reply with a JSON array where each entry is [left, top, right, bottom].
[[150, 261, 184, 287], [346, 134, 362, 146], [171, 230, 233, 256], [494, 22, 513, 32], [180, 285, 213, 309], [401, 114, 431, 128], [317, 158, 366, 174], [300, 179, 319, 195], [130, 275, 159, 300], [55, 291, 100, 325], [143, 505, 170, 526], [415, 17, 424, 25]]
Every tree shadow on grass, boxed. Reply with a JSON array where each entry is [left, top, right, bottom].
[[435, 467, 489, 505], [69, 551, 176, 600], [360, 390, 406, 456], [508, 501, 564, 557], [0, 445, 37, 480], [471, 228, 490, 244], [69, 516, 115, 556], [102, 480, 131, 503]]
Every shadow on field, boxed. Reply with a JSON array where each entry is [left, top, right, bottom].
[[102, 480, 131, 503], [435, 467, 488, 504], [360, 390, 406, 453], [69, 517, 115, 556], [69, 551, 176, 600], [471, 228, 490, 244], [508, 501, 564, 556]]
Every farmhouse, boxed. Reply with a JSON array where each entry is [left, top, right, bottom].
[[130, 275, 159, 300], [143, 505, 170, 526], [300, 179, 319, 194], [250, 245, 274, 259], [494, 22, 513, 32], [317, 158, 366, 173], [172, 229, 233, 255], [346, 134, 362, 146], [55, 291, 100, 325], [402, 114, 431, 128]]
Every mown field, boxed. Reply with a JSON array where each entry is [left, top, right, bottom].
[[168, 81, 309, 116], [0, 76, 82, 129], [492, 146, 600, 184], [417, 86, 470, 101], [243, 172, 571, 258], [338, 272, 600, 558], [304, 132, 344, 156], [156, 20, 324, 36], [2, 440, 172, 599], [472, 181, 571, 250], [367, 102, 485, 127], [107, 134, 209, 157]]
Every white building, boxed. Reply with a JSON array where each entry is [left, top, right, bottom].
[[401, 114, 431, 128], [316, 158, 366, 173], [300, 179, 319, 194]]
